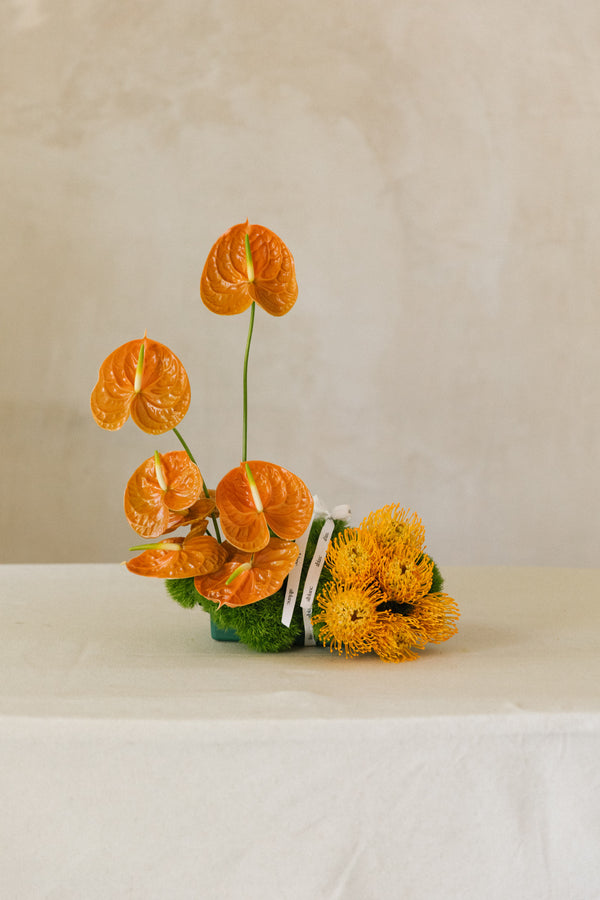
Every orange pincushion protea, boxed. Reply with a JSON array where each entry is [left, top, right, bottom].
[[194, 538, 299, 608], [200, 222, 298, 317], [124, 450, 204, 538], [91, 336, 190, 434], [126, 533, 227, 579], [216, 460, 313, 553]]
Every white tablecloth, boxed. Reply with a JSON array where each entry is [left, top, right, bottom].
[[1, 564, 599, 899]]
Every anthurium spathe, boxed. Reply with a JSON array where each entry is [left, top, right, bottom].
[[194, 538, 299, 608], [91, 336, 191, 434], [126, 533, 228, 579], [216, 460, 314, 552], [124, 450, 203, 538], [200, 222, 298, 317], [163, 495, 217, 535]]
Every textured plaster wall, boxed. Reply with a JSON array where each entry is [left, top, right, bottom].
[[1, 0, 599, 565]]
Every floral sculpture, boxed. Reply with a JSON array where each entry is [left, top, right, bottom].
[[91, 221, 458, 660]]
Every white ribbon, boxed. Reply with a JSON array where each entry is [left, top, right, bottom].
[[281, 514, 313, 628], [281, 497, 351, 643], [298, 497, 351, 645]]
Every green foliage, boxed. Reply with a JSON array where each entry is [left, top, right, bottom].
[[209, 588, 303, 652], [430, 559, 444, 594], [165, 577, 199, 609]]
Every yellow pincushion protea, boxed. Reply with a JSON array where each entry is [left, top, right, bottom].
[[359, 504, 426, 555], [325, 527, 378, 586], [409, 591, 460, 645], [373, 611, 429, 663], [376, 545, 434, 604], [311, 584, 394, 658], [312, 504, 459, 662]]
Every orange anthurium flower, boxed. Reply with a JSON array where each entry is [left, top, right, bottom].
[[126, 533, 228, 579], [163, 495, 217, 534], [185, 519, 209, 537], [91, 335, 191, 434], [200, 222, 298, 317], [216, 460, 313, 553], [124, 451, 203, 538], [194, 538, 299, 608]]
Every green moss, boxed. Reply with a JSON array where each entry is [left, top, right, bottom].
[[430, 559, 444, 594], [212, 589, 303, 652], [165, 577, 200, 609]]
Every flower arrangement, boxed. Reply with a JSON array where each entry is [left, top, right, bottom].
[[91, 221, 459, 660]]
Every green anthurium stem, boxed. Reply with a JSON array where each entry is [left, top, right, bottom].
[[209, 512, 222, 545], [172, 427, 197, 464], [172, 426, 222, 543], [242, 301, 256, 463]]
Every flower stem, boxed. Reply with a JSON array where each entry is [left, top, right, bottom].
[[172, 426, 222, 543], [173, 427, 197, 464], [242, 301, 256, 463]]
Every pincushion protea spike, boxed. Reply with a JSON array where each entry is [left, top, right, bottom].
[[124, 450, 204, 538], [126, 532, 227, 579], [194, 538, 299, 608], [91, 335, 190, 434], [200, 221, 298, 316], [215, 460, 313, 553]]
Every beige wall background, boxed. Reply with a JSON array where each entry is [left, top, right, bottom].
[[1, 0, 599, 566]]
